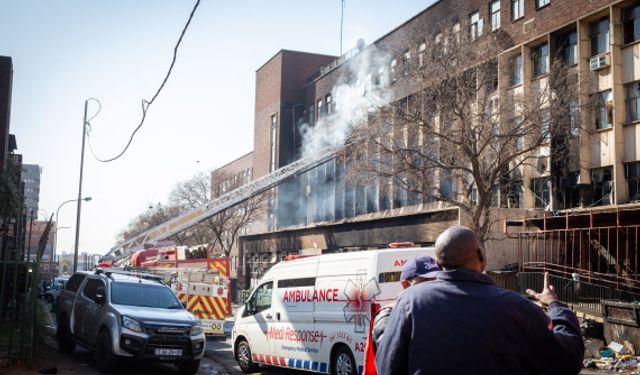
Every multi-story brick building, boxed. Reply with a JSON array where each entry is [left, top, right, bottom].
[[21, 164, 41, 214], [213, 0, 640, 292]]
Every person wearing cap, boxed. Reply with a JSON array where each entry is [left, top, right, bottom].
[[362, 255, 440, 375], [376, 226, 583, 375]]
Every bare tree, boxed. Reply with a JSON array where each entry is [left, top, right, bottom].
[[168, 171, 267, 256], [116, 203, 186, 245], [351, 24, 582, 243]]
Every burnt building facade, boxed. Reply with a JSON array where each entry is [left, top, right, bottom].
[[212, 0, 640, 289]]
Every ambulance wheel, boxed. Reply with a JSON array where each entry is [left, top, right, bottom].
[[331, 346, 356, 375], [236, 339, 258, 373]]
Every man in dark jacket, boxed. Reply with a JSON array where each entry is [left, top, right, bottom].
[[376, 226, 583, 375]]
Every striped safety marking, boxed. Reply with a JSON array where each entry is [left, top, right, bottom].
[[252, 354, 330, 373], [208, 259, 229, 277], [186, 295, 227, 320]]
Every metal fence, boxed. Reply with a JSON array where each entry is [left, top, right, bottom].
[[517, 224, 640, 295], [517, 271, 640, 316]]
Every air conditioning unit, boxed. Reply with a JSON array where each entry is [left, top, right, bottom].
[[590, 53, 610, 71]]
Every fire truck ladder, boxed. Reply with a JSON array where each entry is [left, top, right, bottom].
[[104, 148, 337, 265]]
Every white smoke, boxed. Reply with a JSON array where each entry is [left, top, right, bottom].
[[300, 44, 392, 158]]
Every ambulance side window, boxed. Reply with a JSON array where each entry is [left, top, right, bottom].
[[249, 281, 273, 315]]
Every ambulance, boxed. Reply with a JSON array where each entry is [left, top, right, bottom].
[[232, 244, 435, 374]]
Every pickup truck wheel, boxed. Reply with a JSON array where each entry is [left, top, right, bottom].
[[236, 339, 258, 373], [95, 330, 120, 373], [176, 359, 200, 375], [331, 346, 356, 375], [56, 315, 75, 354]]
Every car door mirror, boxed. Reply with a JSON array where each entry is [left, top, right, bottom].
[[181, 301, 187, 309], [94, 293, 105, 305]]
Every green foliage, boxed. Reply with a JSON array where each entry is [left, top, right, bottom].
[[0, 164, 21, 220]]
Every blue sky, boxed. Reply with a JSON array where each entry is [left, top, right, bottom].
[[1, 0, 435, 255]]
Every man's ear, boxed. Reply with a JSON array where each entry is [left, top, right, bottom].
[[400, 280, 411, 289]]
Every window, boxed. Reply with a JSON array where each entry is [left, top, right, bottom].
[[326, 94, 333, 115], [379, 272, 402, 283], [531, 43, 549, 78], [452, 22, 461, 44], [569, 100, 579, 136], [591, 167, 613, 206], [516, 120, 525, 149], [402, 50, 411, 76], [317, 99, 323, 117], [624, 4, 640, 44], [250, 282, 273, 314], [82, 279, 104, 301], [557, 30, 577, 65], [469, 11, 483, 40], [308, 104, 315, 124], [625, 81, 640, 123], [508, 181, 523, 208], [374, 66, 385, 87], [435, 32, 442, 46], [269, 114, 277, 173], [65, 274, 86, 292], [111, 283, 181, 309], [278, 278, 316, 288], [418, 42, 426, 67], [536, 0, 550, 9], [590, 18, 610, 56], [509, 54, 523, 86], [512, 0, 524, 20], [595, 90, 612, 129], [561, 172, 580, 209], [540, 110, 551, 141], [390, 58, 397, 82], [490, 1, 501, 31], [627, 161, 640, 202], [532, 177, 551, 208]]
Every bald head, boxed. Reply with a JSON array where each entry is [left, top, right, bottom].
[[435, 226, 485, 271]]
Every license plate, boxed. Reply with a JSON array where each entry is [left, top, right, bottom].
[[154, 348, 182, 356]]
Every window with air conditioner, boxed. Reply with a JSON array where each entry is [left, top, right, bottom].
[[590, 18, 610, 56], [591, 166, 613, 206]]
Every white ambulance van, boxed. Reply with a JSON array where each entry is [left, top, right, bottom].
[[232, 245, 436, 374]]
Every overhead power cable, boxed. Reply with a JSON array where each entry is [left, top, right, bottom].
[[88, 0, 201, 163]]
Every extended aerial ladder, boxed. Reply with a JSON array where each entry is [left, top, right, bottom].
[[103, 148, 338, 265]]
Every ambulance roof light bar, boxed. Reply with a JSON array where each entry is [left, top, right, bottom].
[[388, 242, 416, 248]]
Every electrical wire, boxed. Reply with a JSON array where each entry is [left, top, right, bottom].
[[87, 0, 201, 163]]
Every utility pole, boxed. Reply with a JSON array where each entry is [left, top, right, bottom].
[[73, 100, 88, 273], [340, 0, 345, 55]]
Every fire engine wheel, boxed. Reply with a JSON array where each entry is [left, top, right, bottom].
[[332, 346, 356, 375], [236, 339, 258, 373]]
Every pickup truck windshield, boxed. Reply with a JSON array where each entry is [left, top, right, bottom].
[[111, 283, 182, 309]]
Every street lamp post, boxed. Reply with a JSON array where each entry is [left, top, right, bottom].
[[53, 197, 91, 277]]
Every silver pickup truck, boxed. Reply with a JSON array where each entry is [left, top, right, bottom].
[[56, 269, 205, 374]]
